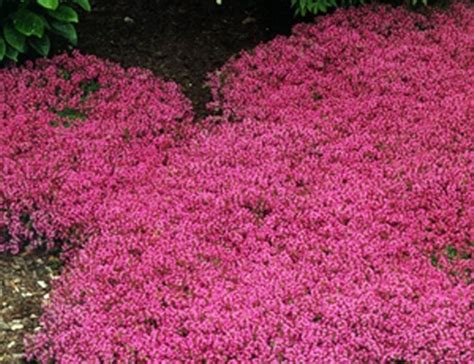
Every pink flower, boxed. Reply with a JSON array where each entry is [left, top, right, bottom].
[[3, 1, 472, 362]]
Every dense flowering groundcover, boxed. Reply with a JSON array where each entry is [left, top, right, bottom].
[[0, 53, 193, 254], [0, 1, 472, 362]]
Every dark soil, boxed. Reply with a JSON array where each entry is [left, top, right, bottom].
[[77, 0, 297, 119], [0, 0, 298, 361]]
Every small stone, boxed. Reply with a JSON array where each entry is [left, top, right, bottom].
[[124, 16, 134, 24], [7, 341, 16, 348], [10, 323, 24, 331], [37, 280, 48, 289], [242, 17, 256, 25]]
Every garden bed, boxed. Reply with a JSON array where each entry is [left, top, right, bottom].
[[1, 0, 472, 362]]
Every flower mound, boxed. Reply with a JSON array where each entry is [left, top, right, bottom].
[[26, 2, 474, 362], [0, 52, 193, 254]]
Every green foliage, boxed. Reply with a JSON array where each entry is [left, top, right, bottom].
[[445, 245, 458, 260], [0, 0, 91, 63], [291, 0, 429, 16], [80, 77, 100, 100]]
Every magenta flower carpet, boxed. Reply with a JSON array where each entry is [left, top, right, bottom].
[[1, 2, 473, 362]]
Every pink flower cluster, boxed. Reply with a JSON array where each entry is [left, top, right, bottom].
[[0, 52, 193, 254], [14, 1, 474, 362]]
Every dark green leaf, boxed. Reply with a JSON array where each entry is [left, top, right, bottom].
[[51, 20, 77, 46], [73, 0, 91, 12], [317, 1, 328, 13], [37, 0, 59, 10], [38, 14, 52, 30], [29, 33, 50, 56], [48, 5, 79, 23], [5, 45, 19, 62], [13, 9, 45, 38], [3, 23, 27, 53], [0, 38, 5, 61]]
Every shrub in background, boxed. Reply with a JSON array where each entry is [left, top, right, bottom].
[[0, 0, 91, 63], [292, 0, 431, 16], [215, 0, 433, 16]]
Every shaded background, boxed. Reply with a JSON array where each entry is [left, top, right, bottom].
[[76, 0, 296, 118]]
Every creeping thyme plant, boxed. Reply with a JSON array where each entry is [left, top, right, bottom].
[[1, 2, 470, 361]]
